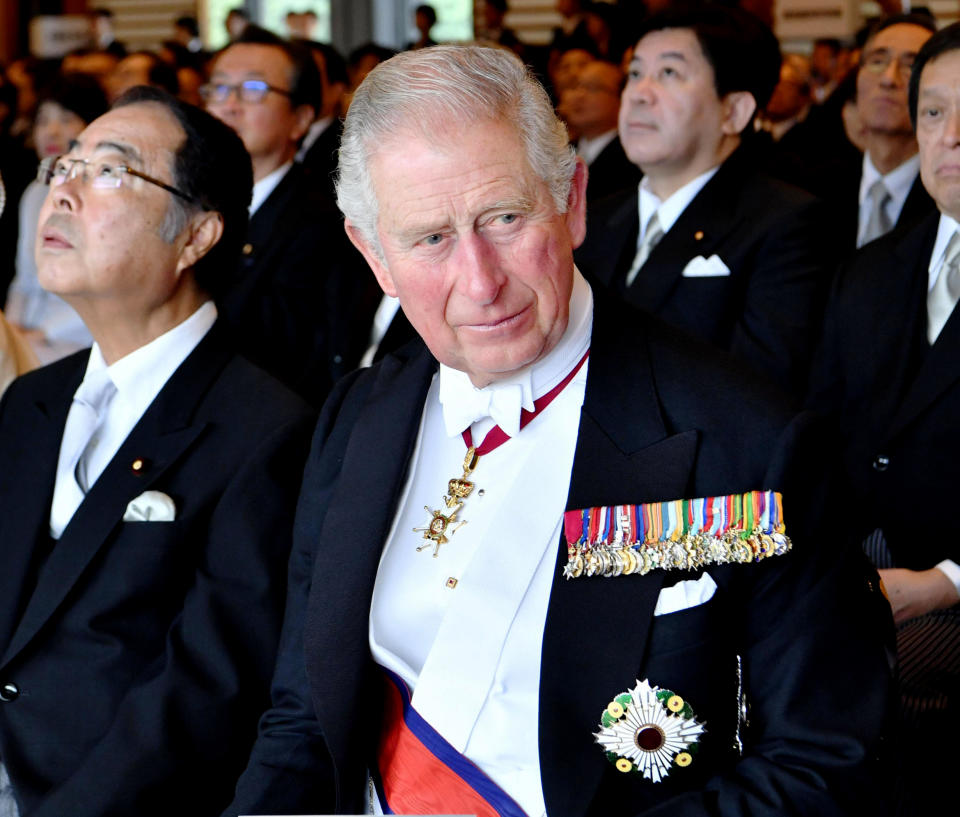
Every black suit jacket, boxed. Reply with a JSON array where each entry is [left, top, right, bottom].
[[575, 149, 832, 399], [583, 136, 642, 204], [228, 296, 892, 817], [0, 323, 315, 817], [807, 212, 959, 569], [216, 164, 379, 407], [298, 119, 342, 202]]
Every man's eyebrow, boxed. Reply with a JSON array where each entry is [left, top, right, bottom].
[[94, 140, 143, 164], [658, 51, 688, 62]]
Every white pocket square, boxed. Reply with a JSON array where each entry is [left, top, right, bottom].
[[654, 572, 717, 616], [681, 254, 730, 277], [123, 490, 176, 522]]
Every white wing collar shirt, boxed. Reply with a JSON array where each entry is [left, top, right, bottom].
[[48, 301, 217, 539], [370, 270, 594, 817]]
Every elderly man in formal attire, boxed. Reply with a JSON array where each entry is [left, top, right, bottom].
[[0, 87, 314, 817], [808, 21, 960, 816], [849, 14, 937, 249], [224, 44, 892, 817], [575, 5, 830, 399]]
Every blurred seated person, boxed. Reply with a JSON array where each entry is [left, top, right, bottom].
[[0, 309, 36, 396], [60, 49, 120, 90], [408, 4, 438, 50], [481, 0, 524, 58], [106, 51, 179, 102], [0, 170, 37, 394], [561, 58, 640, 202], [7, 73, 108, 363], [296, 42, 349, 199]]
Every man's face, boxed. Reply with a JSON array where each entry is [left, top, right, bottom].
[[206, 44, 308, 177], [619, 29, 732, 185], [562, 60, 623, 138], [347, 119, 587, 388], [857, 24, 933, 136], [917, 49, 960, 220], [35, 103, 191, 311]]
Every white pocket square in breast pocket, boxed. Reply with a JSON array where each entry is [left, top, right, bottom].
[[654, 572, 717, 616], [681, 254, 731, 277], [123, 491, 176, 522]]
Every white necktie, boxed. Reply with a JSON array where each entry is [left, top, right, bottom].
[[928, 231, 960, 344], [50, 369, 117, 537], [861, 179, 893, 245], [626, 212, 663, 287]]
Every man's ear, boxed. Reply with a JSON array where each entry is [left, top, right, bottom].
[[720, 91, 757, 136], [175, 211, 224, 275], [292, 103, 317, 142], [565, 156, 589, 249], [344, 219, 396, 297]]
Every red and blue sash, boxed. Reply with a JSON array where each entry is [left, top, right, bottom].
[[376, 669, 529, 817]]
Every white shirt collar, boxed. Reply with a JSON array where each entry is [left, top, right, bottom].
[[84, 301, 218, 418], [928, 212, 960, 291], [637, 164, 720, 244], [859, 152, 920, 209], [250, 161, 293, 216], [438, 269, 593, 439], [577, 130, 617, 166]]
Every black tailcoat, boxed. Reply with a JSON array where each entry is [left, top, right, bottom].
[[228, 297, 892, 817]]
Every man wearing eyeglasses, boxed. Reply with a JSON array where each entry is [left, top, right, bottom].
[[850, 14, 936, 249], [0, 87, 315, 817], [203, 26, 378, 407]]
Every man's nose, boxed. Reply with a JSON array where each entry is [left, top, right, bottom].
[[457, 234, 505, 305]]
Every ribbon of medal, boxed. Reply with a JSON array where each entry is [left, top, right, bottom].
[[414, 349, 590, 556]]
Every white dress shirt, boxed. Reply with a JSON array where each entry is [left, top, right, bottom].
[[857, 152, 920, 248], [48, 302, 217, 539], [636, 165, 720, 251], [369, 271, 593, 817], [249, 161, 292, 216]]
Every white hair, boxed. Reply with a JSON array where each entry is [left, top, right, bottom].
[[335, 44, 577, 255]]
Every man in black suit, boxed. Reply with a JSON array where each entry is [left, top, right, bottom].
[[844, 14, 936, 250], [297, 41, 348, 202], [560, 58, 641, 203], [575, 6, 831, 399], [226, 44, 891, 817], [204, 28, 377, 406], [807, 23, 960, 815], [0, 87, 315, 817]]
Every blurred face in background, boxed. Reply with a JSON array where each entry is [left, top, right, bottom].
[[33, 101, 86, 159]]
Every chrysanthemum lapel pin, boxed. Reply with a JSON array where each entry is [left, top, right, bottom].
[[594, 679, 705, 783]]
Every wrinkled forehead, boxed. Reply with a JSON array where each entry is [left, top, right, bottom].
[[864, 23, 932, 56], [71, 103, 183, 168]]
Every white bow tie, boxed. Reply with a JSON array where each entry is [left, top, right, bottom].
[[440, 376, 533, 439]]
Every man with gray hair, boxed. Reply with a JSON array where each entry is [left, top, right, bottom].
[[227, 45, 892, 817]]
